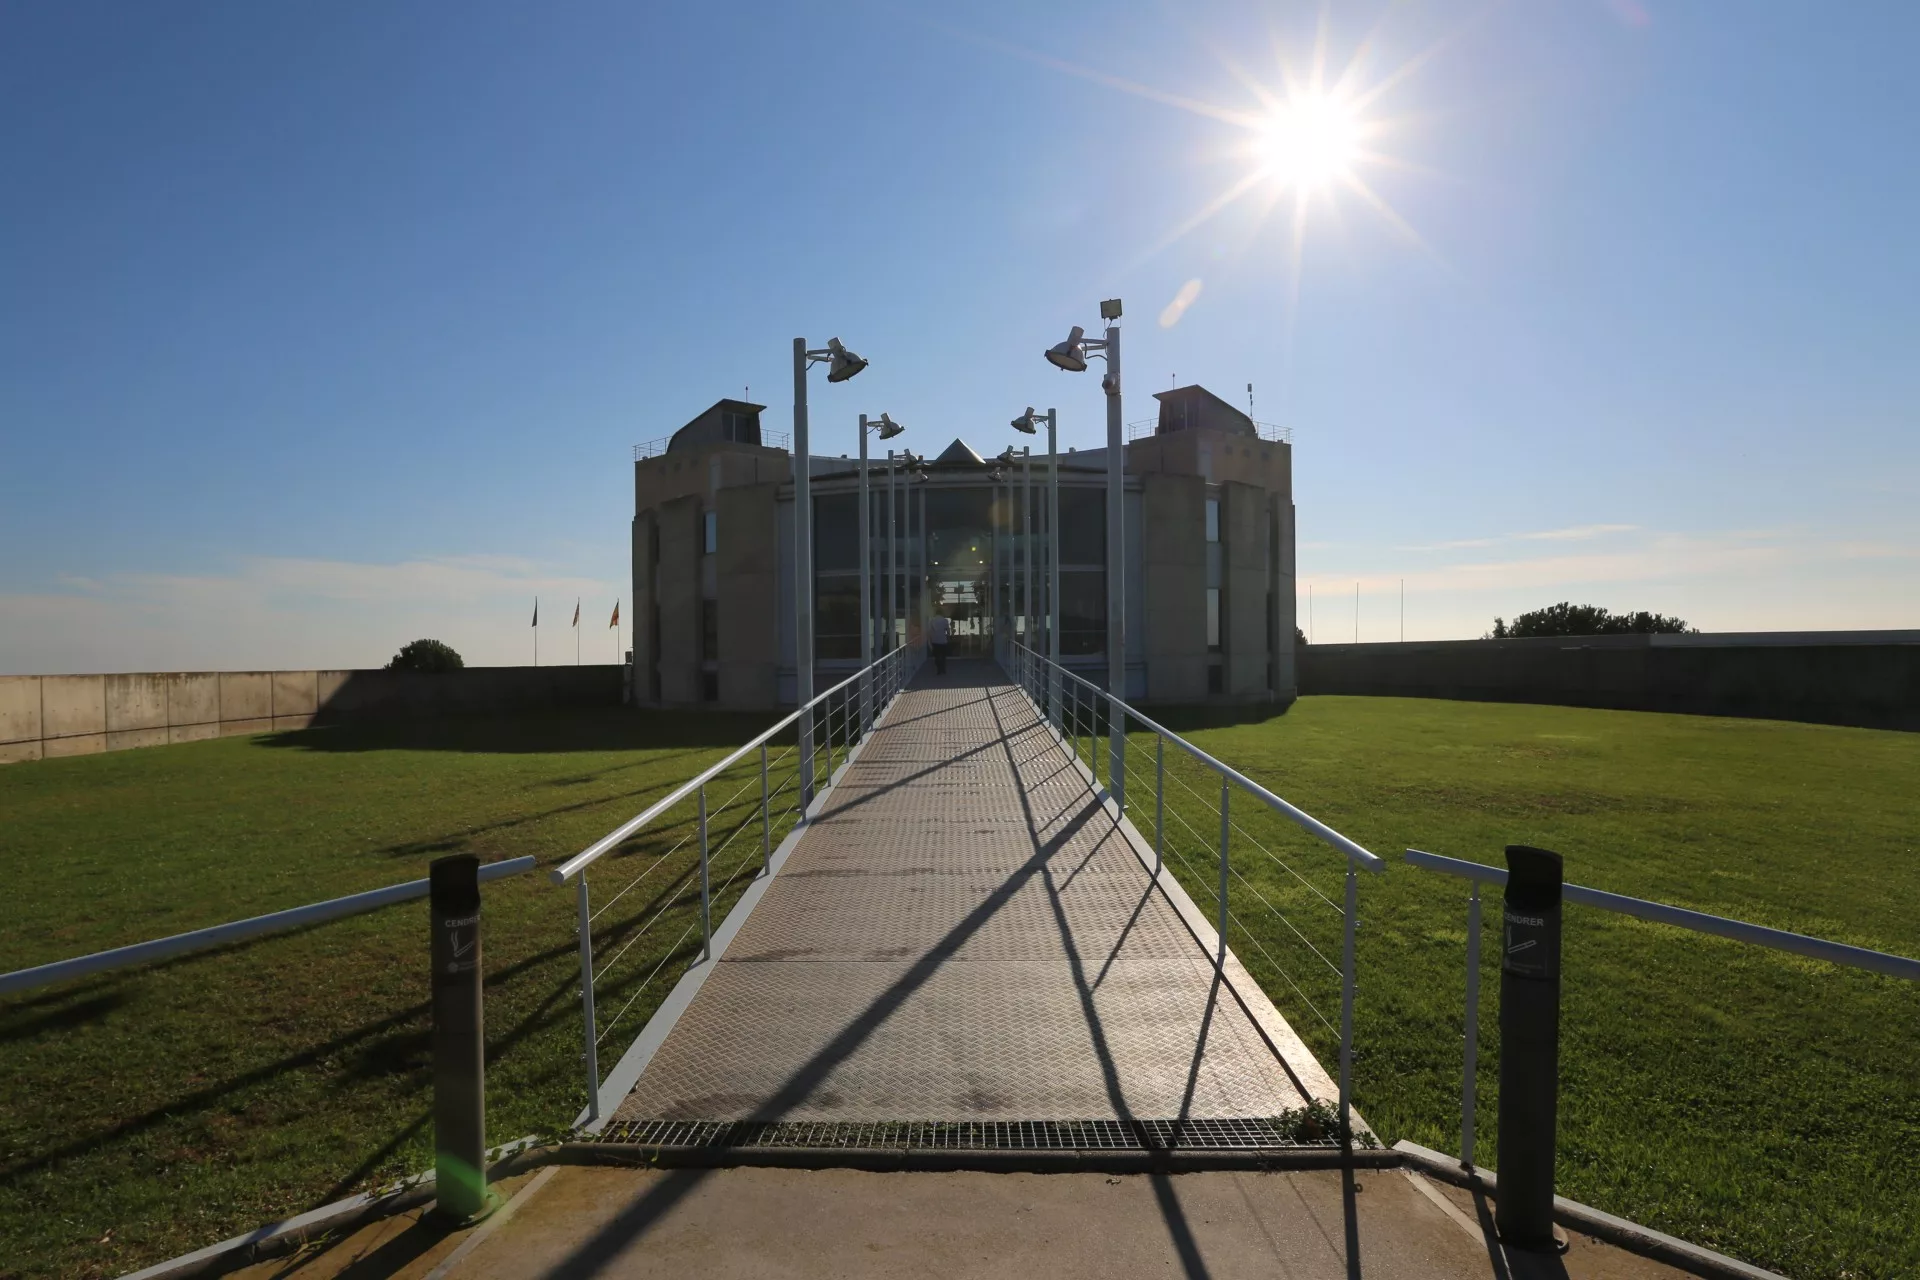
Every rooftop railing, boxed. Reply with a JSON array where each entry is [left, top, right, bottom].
[[634, 428, 793, 461], [1126, 418, 1292, 444]]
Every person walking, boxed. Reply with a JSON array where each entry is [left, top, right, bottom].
[[929, 609, 952, 675]]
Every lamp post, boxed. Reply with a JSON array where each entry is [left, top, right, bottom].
[[1012, 406, 1059, 717], [793, 335, 867, 804], [886, 449, 897, 654], [1044, 300, 1124, 806], [858, 414, 905, 725]]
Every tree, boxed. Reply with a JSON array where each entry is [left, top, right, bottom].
[[387, 639, 465, 672], [1488, 603, 1692, 639], [1295, 627, 1309, 646]]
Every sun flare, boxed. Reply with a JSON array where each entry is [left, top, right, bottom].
[[1256, 91, 1362, 192]]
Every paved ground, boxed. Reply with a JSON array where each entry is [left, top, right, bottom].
[[612, 664, 1323, 1126], [236, 1164, 1699, 1280]]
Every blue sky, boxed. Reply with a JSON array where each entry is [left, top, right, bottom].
[[3, 1, 1915, 671]]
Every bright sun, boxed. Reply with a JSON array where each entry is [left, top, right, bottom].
[[1257, 92, 1362, 191]]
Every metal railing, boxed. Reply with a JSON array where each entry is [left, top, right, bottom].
[[550, 643, 922, 1121], [634, 429, 793, 461], [1008, 641, 1382, 1135], [0, 857, 537, 998], [1126, 418, 1293, 444], [1404, 847, 1920, 1171]]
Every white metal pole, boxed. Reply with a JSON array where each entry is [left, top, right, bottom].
[[1463, 886, 1481, 1167], [1105, 324, 1124, 700], [793, 338, 814, 801], [859, 417, 872, 670], [888, 451, 898, 651], [1047, 410, 1060, 664], [1022, 445, 1032, 654], [576, 873, 599, 1122], [1048, 409, 1061, 724]]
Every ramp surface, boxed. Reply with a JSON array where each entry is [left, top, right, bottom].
[[610, 664, 1318, 1127]]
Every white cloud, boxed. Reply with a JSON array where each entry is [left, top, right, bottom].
[[1514, 523, 1640, 542], [0, 554, 624, 675]]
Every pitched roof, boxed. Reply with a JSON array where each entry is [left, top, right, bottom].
[[935, 438, 985, 465]]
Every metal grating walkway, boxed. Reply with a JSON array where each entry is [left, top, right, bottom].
[[607, 663, 1324, 1137]]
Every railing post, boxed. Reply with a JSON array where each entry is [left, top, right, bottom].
[[1109, 694, 1125, 815], [430, 855, 487, 1221], [1340, 864, 1358, 1143], [760, 743, 771, 876], [1463, 884, 1481, 1169], [1216, 778, 1230, 967], [698, 786, 712, 962], [575, 872, 599, 1123], [1154, 734, 1164, 877], [799, 701, 814, 808]]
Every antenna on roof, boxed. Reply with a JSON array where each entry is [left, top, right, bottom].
[[1247, 382, 1254, 417]]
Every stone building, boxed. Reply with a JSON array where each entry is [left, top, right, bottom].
[[630, 384, 1297, 709]]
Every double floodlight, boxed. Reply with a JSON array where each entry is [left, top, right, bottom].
[[824, 337, 868, 383], [874, 412, 905, 440], [1044, 327, 1090, 373], [1011, 407, 1039, 435]]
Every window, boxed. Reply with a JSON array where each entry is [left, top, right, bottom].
[[703, 510, 718, 555], [1059, 570, 1106, 655], [701, 670, 719, 702], [814, 493, 859, 571], [1058, 488, 1105, 566], [1205, 496, 1222, 652], [1208, 664, 1224, 695], [814, 578, 862, 660], [702, 600, 718, 662]]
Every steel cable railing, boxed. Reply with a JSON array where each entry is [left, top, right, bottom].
[[1008, 640, 1383, 1138], [551, 643, 922, 1122]]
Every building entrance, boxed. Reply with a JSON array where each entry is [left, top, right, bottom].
[[925, 488, 994, 657]]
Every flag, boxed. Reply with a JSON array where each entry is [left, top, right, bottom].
[[531, 599, 538, 626], [609, 602, 620, 628], [572, 599, 580, 627]]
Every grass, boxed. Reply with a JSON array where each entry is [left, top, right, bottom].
[[0, 708, 832, 1280], [4, 694, 1916, 1280], [1080, 695, 1917, 1280]]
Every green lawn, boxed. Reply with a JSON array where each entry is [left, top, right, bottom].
[[0, 709, 817, 1280], [4, 697, 1916, 1280], [1098, 696, 1918, 1280]]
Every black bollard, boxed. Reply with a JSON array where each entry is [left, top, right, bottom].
[[430, 854, 488, 1222], [1496, 844, 1565, 1252]]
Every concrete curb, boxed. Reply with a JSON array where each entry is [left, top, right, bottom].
[[115, 1138, 554, 1280], [1393, 1141, 1788, 1280]]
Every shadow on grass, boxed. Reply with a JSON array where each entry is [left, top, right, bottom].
[[0, 859, 710, 1195], [254, 709, 790, 756], [1138, 700, 1296, 736]]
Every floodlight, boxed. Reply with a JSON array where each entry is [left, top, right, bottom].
[[1099, 298, 1123, 321], [1011, 407, 1038, 434], [1045, 327, 1089, 373], [996, 445, 1019, 465], [825, 337, 868, 383], [988, 468, 1005, 483], [875, 412, 905, 439]]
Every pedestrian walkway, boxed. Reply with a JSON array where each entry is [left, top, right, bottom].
[[604, 662, 1329, 1134]]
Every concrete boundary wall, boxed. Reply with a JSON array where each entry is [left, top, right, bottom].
[[1298, 631, 1920, 731], [0, 666, 624, 764]]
